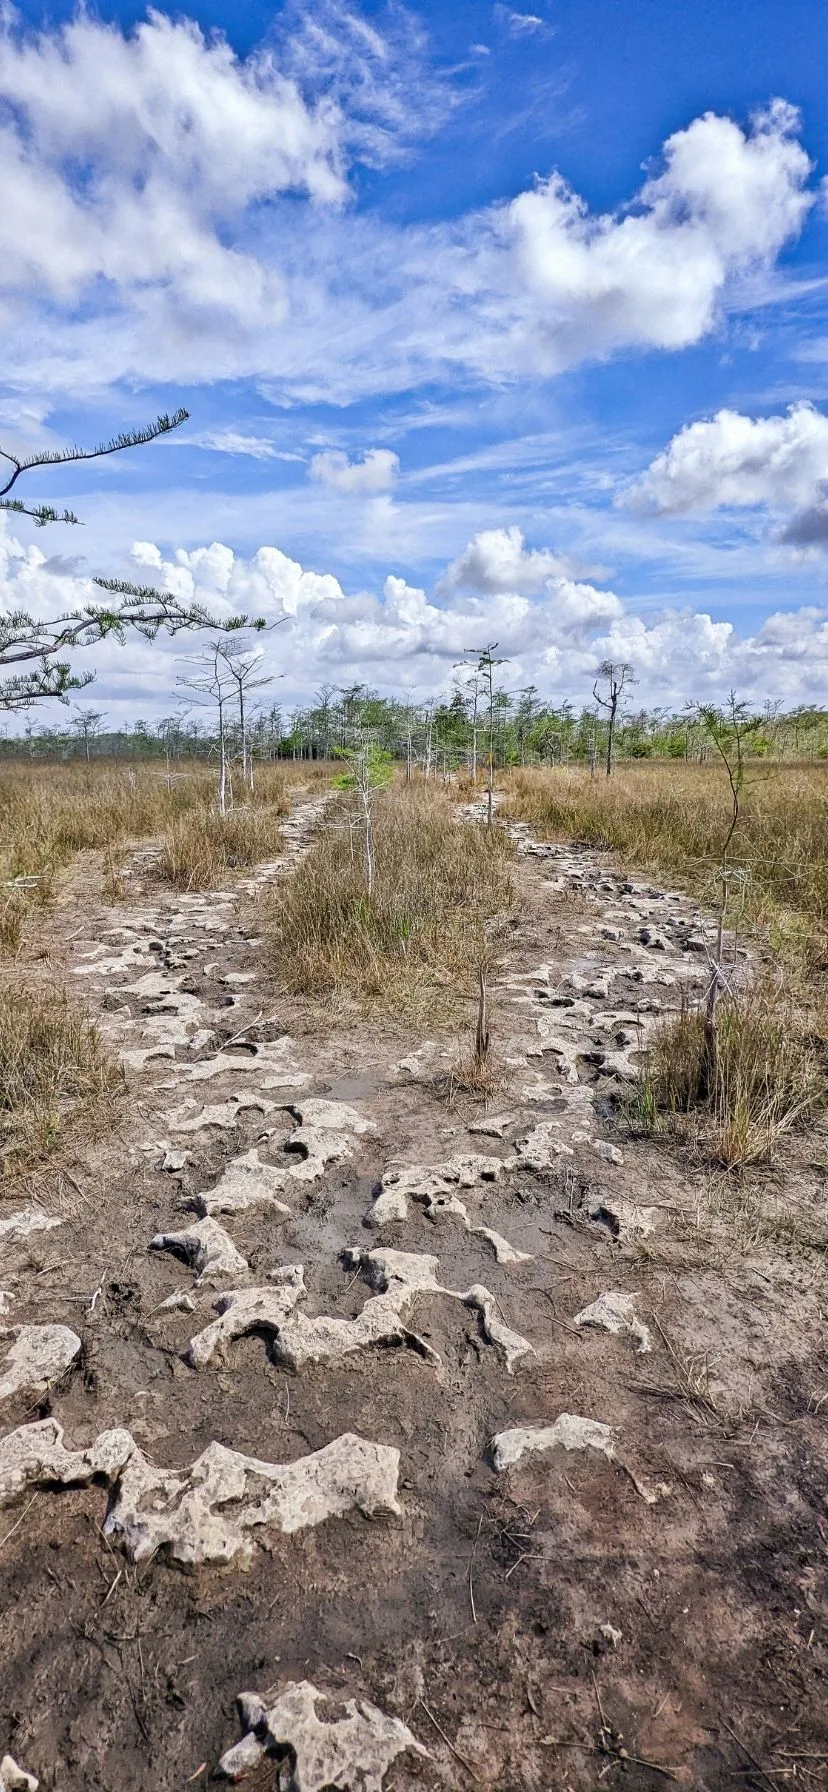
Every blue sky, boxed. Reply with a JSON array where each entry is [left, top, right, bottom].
[[2, 0, 828, 723]]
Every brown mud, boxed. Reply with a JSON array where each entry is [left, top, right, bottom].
[[0, 789, 826, 1790]]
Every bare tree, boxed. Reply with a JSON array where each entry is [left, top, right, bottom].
[[593, 660, 636, 777], [465, 642, 508, 826], [217, 644, 276, 795], [71, 705, 106, 762], [0, 409, 261, 710], [178, 644, 237, 816]]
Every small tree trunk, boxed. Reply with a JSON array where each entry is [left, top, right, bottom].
[[218, 694, 227, 817]]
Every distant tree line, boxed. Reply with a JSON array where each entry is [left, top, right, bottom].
[[3, 683, 827, 773]]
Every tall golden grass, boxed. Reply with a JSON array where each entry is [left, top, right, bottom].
[[0, 985, 124, 1169], [504, 763, 828, 1167], [0, 759, 330, 924], [264, 778, 514, 1020], [503, 762, 828, 965]]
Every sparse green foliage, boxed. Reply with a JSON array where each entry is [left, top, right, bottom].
[[0, 409, 264, 710]]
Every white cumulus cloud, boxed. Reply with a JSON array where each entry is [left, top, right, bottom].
[[438, 525, 575, 593], [309, 447, 400, 493], [3, 515, 827, 721], [625, 401, 828, 516], [0, 13, 814, 405]]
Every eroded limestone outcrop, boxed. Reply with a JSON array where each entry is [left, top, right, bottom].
[[0, 1418, 401, 1568], [185, 1248, 533, 1375], [216, 1680, 425, 1787], [573, 1290, 651, 1353], [284, 1099, 376, 1182], [150, 1217, 250, 1284], [183, 1148, 292, 1218], [0, 1208, 63, 1244], [366, 1155, 504, 1226], [0, 1326, 82, 1403], [491, 1413, 670, 1503], [0, 1755, 38, 1792]]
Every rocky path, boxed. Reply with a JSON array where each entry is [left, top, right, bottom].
[[0, 789, 826, 1791]]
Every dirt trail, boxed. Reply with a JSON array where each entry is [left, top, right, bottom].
[[0, 789, 826, 1791]]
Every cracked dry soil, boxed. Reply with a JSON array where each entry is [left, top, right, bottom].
[[0, 788, 826, 1791]]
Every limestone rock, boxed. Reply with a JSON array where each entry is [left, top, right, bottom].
[[591, 1140, 624, 1166], [468, 1113, 519, 1139], [0, 1419, 400, 1569], [159, 1289, 196, 1313], [367, 1155, 503, 1226], [0, 1208, 63, 1243], [217, 1679, 425, 1787], [0, 1325, 82, 1402], [186, 1249, 533, 1376], [491, 1412, 669, 1503], [284, 1099, 376, 1183], [162, 1037, 309, 1089], [150, 1217, 249, 1284], [165, 1094, 276, 1133], [0, 1755, 38, 1791], [105, 1431, 401, 1567], [573, 1290, 652, 1353], [0, 1418, 135, 1508], [584, 1194, 657, 1242], [506, 1122, 574, 1170], [492, 1413, 616, 1472], [184, 1148, 292, 1218]]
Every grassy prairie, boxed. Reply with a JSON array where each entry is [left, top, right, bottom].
[[0, 985, 124, 1170], [0, 760, 329, 926], [503, 762, 828, 1167], [503, 761, 828, 968], [264, 777, 515, 1021]]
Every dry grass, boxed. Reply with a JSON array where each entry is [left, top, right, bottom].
[[156, 802, 287, 891], [264, 778, 514, 1020], [505, 764, 828, 1168], [636, 980, 825, 1168], [503, 762, 828, 969], [0, 985, 125, 1169], [0, 760, 327, 929]]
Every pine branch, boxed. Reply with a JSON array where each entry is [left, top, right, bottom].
[[0, 409, 189, 500]]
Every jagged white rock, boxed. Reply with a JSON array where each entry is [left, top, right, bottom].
[[0, 1325, 82, 1402], [217, 1680, 425, 1787], [573, 1291, 652, 1354], [0, 1755, 38, 1791], [506, 1122, 574, 1170], [159, 1289, 196, 1313], [150, 1218, 249, 1284], [366, 1154, 504, 1226], [105, 1431, 401, 1567], [468, 1113, 518, 1139], [492, 1413, 616, 1471], [0, 1418, 400, 1568], [491, 1413, 670, 1504], [0, 1208, 63, 1243], [591, 1140, 624, 1166], [184, 1148, 291, 1218], [186, 1249, 533, 1375], [284, 1099, 376, 1183], [0, 1418, 135, 1507], [584, 1194, 657, 1242], [166, 1094, 276, 1133], [160, 1037, 309, 1089]]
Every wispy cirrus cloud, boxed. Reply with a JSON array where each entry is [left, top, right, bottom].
[[0, 0, 815, 408]]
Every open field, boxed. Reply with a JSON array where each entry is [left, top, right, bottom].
[[503, 761, 828, 969], [0, 761, 826, 1792], [264, 778, 515, 1021]]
